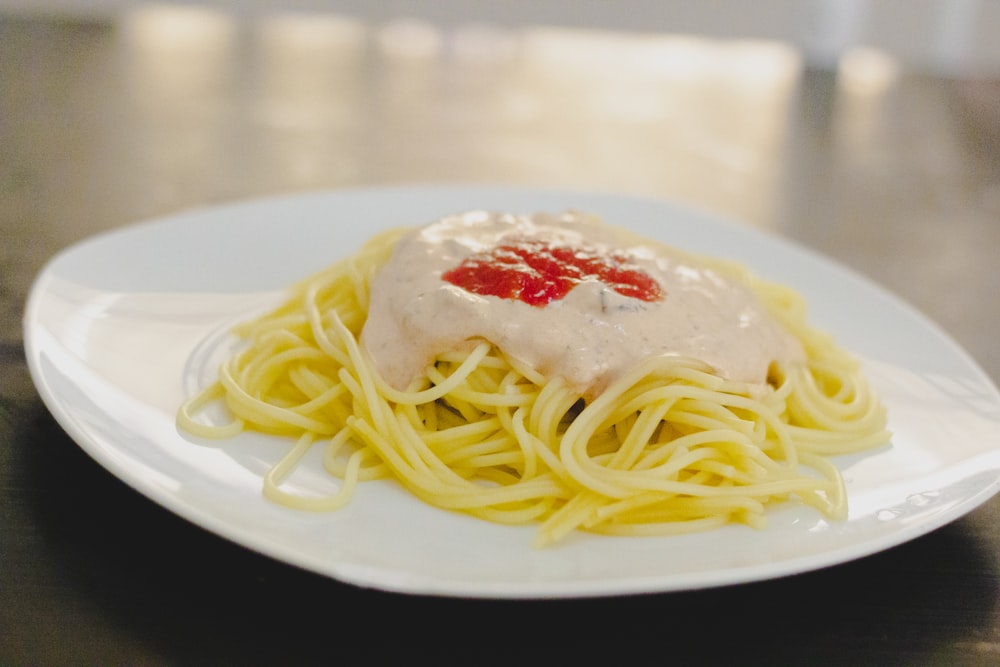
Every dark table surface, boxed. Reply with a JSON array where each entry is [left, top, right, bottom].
[[3, 8, 1000, 665]]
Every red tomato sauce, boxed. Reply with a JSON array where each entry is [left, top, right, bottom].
[[442, 239, 663, 306]]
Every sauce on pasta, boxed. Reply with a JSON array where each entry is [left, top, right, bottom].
[[362, 210, 804, 399]]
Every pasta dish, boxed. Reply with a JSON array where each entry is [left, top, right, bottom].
[[177, 210, 889, 547]]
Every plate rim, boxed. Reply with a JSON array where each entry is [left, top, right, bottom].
[[22, 184, 1000, 598]]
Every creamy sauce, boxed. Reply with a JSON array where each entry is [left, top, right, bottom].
[[360, 210, 804, 398]]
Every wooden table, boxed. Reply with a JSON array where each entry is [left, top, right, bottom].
[[3, 9, 1000, 665]]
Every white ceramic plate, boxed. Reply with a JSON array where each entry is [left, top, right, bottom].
[[24, 185, 1000, 598]]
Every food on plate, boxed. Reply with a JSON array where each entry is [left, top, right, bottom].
[[177, 210, 890, 547]]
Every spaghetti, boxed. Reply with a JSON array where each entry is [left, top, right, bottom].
[[177, 212, 889, 547]]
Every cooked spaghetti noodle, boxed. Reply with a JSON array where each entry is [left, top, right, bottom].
[[177, 213, 889, 547]]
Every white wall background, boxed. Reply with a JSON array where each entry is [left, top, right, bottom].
[[3, 0, 1000, 74]]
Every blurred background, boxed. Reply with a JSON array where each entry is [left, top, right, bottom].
[[2, 0, 999, 375]]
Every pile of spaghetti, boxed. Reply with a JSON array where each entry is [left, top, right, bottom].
[[177, 218, 889, 548]]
